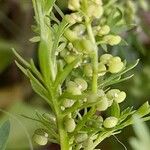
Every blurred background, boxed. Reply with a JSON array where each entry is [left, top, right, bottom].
[[0, 0, 150, 150]]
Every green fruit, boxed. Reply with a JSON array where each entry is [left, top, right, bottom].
[[75, 133, 88, 143], [106, 89, 120, 100], [98, 63, 107, 76], [108, 61, 124, 73], [103, 117, 118, 128], [74, 78, 88, 91], [63, 99, 75, 108], [98, 25, 110, 36], [68, 0, 80, 10], [103, 35, 121, 46], [115, 91, 126, 103], [96, 96, 109, 111], [64, 54, 77, 64], [33, 129, 48, 146], [86, 93, 98, 103], [99, 54, 113, 64], [83, 64, 93, 77], [64, 118, 76, 133], [64, 29, 78, 42], [66, 81, 82, 95], [97, 89, 105, 97]]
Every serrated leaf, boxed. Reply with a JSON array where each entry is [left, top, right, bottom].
[[0, 120, 10, 150]]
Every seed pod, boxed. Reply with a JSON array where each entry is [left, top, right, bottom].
[[87, 4, 103, 19], [98, 63, 107, 76], [86, 93, 98, 103], [99, 54, 113, 64], [64, 29, 78, 42], [64, 118, 76, 133], [33, 129, 48, 146], [63, 99, 75, 108], [75, 133, 88, 143], [64, 54, 77, 64], [83, 64, 93, 77], [74, 78, 88, 91], [73, 39, 94, 53], [115, 91, 126, 103], [98, 25, 110, 36], [96, 96, 109, 111], [68, 0, 80, 10], [103, 35, 121, 46], [108, 61, 124, 73], [103, 117, 118, 128], [42, 113, 56, 122], [97, 89, 105, 97], [66, 81, 82, 95]]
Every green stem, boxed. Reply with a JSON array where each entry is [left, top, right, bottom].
[[84, 1, 98, 94]]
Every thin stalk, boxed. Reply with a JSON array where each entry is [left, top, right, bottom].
[[83, 0, 98, 94]]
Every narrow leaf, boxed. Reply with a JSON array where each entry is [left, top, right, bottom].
[[0, 120, 10, 150]]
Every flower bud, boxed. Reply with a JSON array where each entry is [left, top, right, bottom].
[[68, 0, 80, 11], [64, 117, 76, 133], [75, 133, 88, 143], [74, 78, 88, 91], [98, 25, 110, 36], [103, 35, 121, 46], [64, 29, 78, 42], [33, 129, 48, 146], [83, 64, 93, 77], [98, 63, 107, 76], [99, 54, 113, 64], [63, 99, 75, 108], [103, 117, 118, 128], [96, 96, 109, 111]]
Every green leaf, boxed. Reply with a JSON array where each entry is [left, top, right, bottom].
[[135, 101, 150, 117], [12, 48, 30, 68], [99, 59, 139, 88], [54, 57, 81, 91], [0, 120, 10, 150], [110, 101, 120, 118], [27, 70, 51, 105], [45, 0, 56, 14], [38, 40, 52, 84], [15, 61, 28, 76]]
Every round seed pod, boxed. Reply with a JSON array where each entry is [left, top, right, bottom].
[[83, 64, 93, 77], [42, 113, 56, 122], [63, 99, 75, 108], [74, 78, 88, 91], [64, 29, 78, 42], [103, 35, 121, 46], [75, 133, 88, 143], [66, 81, 82, 95], [98, 63, 107, 76], [103, 117, 118, 128], [96, 96, 109, 111], [33, 129, 48, 146], [68, 0, 80, 10], [108, 61, 124, 73], [97, 89, 105, 97], [115, 91, 126, 103], [64, 54, 77, 64], [86, 93, 98, 103], [99, 54, 113, 64], [64, 118, 76, 133], [98, 25, 110, 36]]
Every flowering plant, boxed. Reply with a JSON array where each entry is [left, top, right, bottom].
[[13, 0, 150, 149]]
